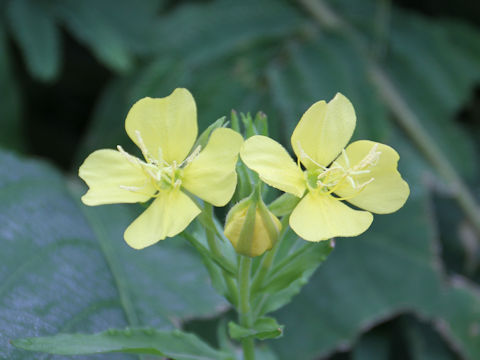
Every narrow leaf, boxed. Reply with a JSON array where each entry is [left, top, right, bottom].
[[13, 328, 232, 360], [228, 317, 284, 340]]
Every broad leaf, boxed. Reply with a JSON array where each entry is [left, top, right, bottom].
[[270, 139, 480, 359], [0, 151, 227, 359]]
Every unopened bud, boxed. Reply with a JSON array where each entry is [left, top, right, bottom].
[[224, 194, 281, 257]]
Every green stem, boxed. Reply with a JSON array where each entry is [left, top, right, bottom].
[[238, 256, 255, 360], [298, 0, 480, 237], [204, 204, 239, 306], [181, 232, 236, 275]]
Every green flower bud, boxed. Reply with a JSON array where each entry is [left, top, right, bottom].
[[224, 191, 282, 257]]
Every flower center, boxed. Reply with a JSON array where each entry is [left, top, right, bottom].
[[117, 130, 201, 197], [304, 144, 381, 200]]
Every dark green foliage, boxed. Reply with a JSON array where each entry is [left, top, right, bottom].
[[1, 0, 480, 359]]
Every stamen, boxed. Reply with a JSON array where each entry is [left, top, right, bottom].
[[342, 148, 350, 168], [173, 179, 182, 189], [119, 178, 157, 197], [350, 169, 371, 175], [297, 141, 327, 170], [358, 177, 375, 188], [119, 185, 141, 191], [117, 145, 140, 166], [347, 175, 356, 188], [354, 144, 381, 171], [135, 130, 157, 164], [181, 145, 202, 167]]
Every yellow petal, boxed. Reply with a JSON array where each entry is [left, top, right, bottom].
[[334, 140, 410, 214], [79, 149, 156, 205], [240, 135, 306, 197], [124, 189, 200, 249], [291, 93, 356, 168], [125, 88, 197, 164], [289, 192, 373, 241], [182, 128, 243, 206]]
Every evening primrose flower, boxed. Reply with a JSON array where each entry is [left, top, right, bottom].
[[240, 93, 409, 241], [79, 88, 243, 249]]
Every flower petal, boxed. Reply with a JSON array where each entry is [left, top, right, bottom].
[[240, 135, 306, 197], [334, 140, 410, 214], [125, 88, 197, 164], [290, 192, 373, 241], [291, 93, 356, 168], [124, 189, 201, 249], [182, 128, 243, 206], [79, 149, 156, 205]]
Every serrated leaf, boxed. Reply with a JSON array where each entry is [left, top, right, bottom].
[[0, 151, 227, 359], [229, 317, 283, 340], [13, 327, 232, 359]]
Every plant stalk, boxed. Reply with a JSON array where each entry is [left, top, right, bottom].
[[238, 256, 255, 360], [204, 204, 239, 306]]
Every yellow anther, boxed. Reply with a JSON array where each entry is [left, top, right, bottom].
[[354, 144, 381, 171]]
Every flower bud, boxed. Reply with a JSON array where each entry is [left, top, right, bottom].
[[224, 194, 281, 257]]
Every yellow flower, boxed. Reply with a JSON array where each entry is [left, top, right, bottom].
[[240, 93, 409, 241], [79, 88, 243, 249], [224, 192, 282, 257]]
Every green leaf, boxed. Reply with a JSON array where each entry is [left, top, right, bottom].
[[352, 330, 390, 360], [13, 327, 232, 359], [268, 193, 301, 217], [194, 116, 228, 151], [228, 317, 284, 341], [254, 240, 333, 316], [401, 316, 457, 360], [328, 0, 479, 179], [182, 231, 236, 277], [152, 0, 304, 67], [0, 26, 23, 151], [266, 35, 390, 144], [6, 0, 61, 81], [53, 0, 162, 72], [0, 151, 227, 359], [270, 148, 480, 359], [385, 13, 478, 179]]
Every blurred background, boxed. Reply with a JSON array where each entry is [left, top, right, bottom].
[[1, 0, 480, 359]]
